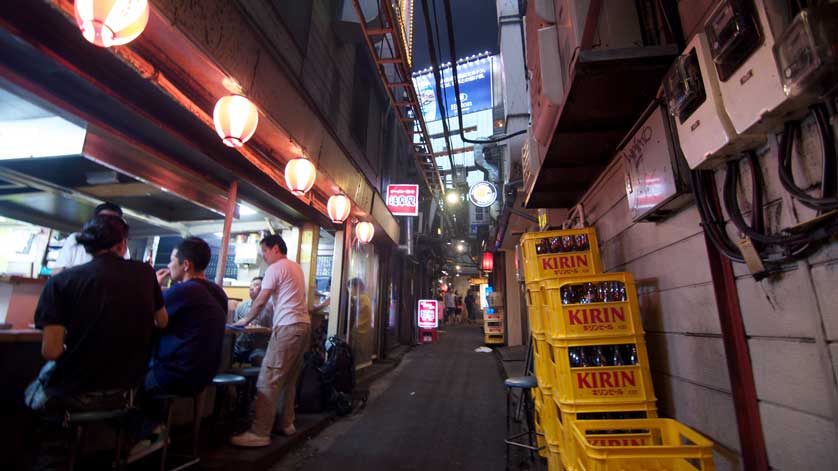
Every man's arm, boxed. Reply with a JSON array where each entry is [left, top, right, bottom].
[[233, 288, 273, 326], [41, 325, 65, 360], [154, 307, 168, 329]]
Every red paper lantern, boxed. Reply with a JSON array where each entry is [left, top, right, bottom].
[[440, 282, 449, 292], [327, 194, 351, 224], [356, 221, 375, 244], [481, 251, 494, 271], [285, 157, 317, 196], [213, 95, 259, 147], [75, 0, 150, 48]]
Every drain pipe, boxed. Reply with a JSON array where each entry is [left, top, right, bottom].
[[399, 216, 414, 256]]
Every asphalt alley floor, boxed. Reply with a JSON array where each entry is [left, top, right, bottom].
[[268, 325, 513, 471]]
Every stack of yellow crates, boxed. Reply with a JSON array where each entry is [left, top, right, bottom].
[[520, 229, 715, 471]]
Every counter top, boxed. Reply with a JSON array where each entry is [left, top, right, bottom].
[[0, 329, 42, 342], [0, 275, 47, 285], [0, 326, 271, 343]]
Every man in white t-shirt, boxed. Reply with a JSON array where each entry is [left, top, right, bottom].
[[53, 202, 130, 274], [231, 234, 310, 447]]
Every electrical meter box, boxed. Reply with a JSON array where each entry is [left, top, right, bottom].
[[664, 33, 763, 170], [773, 4, 838, 100], [706, 0, 798, 134], [619, 102, 692, 222]]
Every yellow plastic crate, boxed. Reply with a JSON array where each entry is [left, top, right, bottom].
[[547, 443, 563, 471], [541, 390, 560, 447], [526, 281, 548, 335], [548, 336, 657, 410], [557, 406, 659, 471], [539, 273, 645, 342], [534, 336, 553, 391], [520, 228, 602, 282], [569, 419, 715, 471], [485, 333, 504, 344], [535, 403, 548, 458]]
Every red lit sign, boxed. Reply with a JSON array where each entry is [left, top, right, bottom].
[[386, 184, 419, 216], [417, 299, 439, 329]]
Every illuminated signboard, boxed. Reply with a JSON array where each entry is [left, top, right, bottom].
[[468, 181, 498, 207], [386, 184, 420, 216], [412, 56, 493, 122], [417, 299, 439, 329]]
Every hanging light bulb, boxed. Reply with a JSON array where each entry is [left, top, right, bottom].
[[284, 157, 317, 196], [356, 221, 375, 244], [213, 95, 259, 147], [327, 194, 351, 224], [74, 0, 150, 48]]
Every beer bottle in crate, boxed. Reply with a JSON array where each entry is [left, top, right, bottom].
[[561, 235, 575, 252], [561, 285, 577, 304], [575, 233, 590, 250], [569, 347, 584, 368], [579, 282, 597, 304], [550, 236, 561, 253], [536, 238, 549, 254]]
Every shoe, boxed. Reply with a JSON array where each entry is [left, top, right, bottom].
[[231, 431, 271, 447], [129, 439, 152, 457], [280, 424, 296, 436]]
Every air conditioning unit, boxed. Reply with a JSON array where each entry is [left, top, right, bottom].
[[664, 33, 764, 169], [705, 0, 800, 134], [534, 0, 556, 23], [521, 128, 545, 198], [527, 2, 563, 146], [555, 0, 644, 62]]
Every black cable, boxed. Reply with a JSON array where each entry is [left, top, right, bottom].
[[441, 0, 528, 144], [777, 105, 838, 210], [419, 0, 457, 176], [691, 169, 745, 263]]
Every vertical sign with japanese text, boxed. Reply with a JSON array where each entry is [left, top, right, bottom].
[[417, 299, 439, 329], [386, 184, 420, 216]]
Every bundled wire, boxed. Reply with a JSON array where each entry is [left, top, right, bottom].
[[778, 104, 838, 211]]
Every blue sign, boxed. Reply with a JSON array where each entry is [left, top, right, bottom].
[[413, 57, 493, 122]]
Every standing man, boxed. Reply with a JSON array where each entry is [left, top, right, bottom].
[[52, 202, 130, 274], [230, 234, 310, 447], [465, 289, 476, 321], [443, 290, 455, 325]]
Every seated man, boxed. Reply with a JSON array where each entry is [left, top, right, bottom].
[[233, 276, 273, 366], [145, 237, 228, 397], [29, 215, 167, 468]]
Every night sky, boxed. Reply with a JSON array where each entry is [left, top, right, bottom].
[[411, 0, 499, 71]]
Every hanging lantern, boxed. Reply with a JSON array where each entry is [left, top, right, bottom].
[[284, 157, 317, 196], [74, 0, 150, 48], [327, 194, 352, 224], [440, 282, 449, 292], [213, 95, 259, 147], [356, 221, 375, 244], [482, 251, 494, 272]]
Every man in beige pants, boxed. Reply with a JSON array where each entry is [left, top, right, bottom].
[[231, 234, 311, 447]]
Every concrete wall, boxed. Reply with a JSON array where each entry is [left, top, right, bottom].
[[578, 121, 838, 469]]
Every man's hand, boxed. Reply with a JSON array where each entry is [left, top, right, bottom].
[[231, 318, 249, 327], [156, 268, 171, 286]]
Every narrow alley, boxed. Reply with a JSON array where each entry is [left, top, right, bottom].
[[272, 326, 508, 471]]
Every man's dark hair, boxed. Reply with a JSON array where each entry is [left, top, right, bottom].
[[260, 234, 287, 255], [252, 276, 264, 282], [348, 277, 365, 291], [94, 202, 123, 216], [174, 237, 212, 272], [76, 215, 129, 254]]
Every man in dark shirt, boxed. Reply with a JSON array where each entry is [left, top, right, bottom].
[[33, 215, 168, 407], [145, 237, 227, 397]]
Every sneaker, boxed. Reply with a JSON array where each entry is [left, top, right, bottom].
[[230, 431, 271, 447], [129, 439, 152, 457], [280, 424, 296, 436]]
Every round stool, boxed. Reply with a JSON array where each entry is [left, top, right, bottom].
[[65, 405, 133, 471], [128, 390, 206, 471], [504, 376, 541, 471], [228, 367, 261, 416], [211, 374, 246, 440]]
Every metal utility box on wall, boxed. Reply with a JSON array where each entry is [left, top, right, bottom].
[[664, 33, 763, 169], [619, 102, 692, 222]]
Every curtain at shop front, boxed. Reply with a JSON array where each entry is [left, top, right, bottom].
[[345, 238, 379, 369]]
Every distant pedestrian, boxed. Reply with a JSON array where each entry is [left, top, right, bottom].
[[465, 289, 477, 321], [443, 291, 455, 324]]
